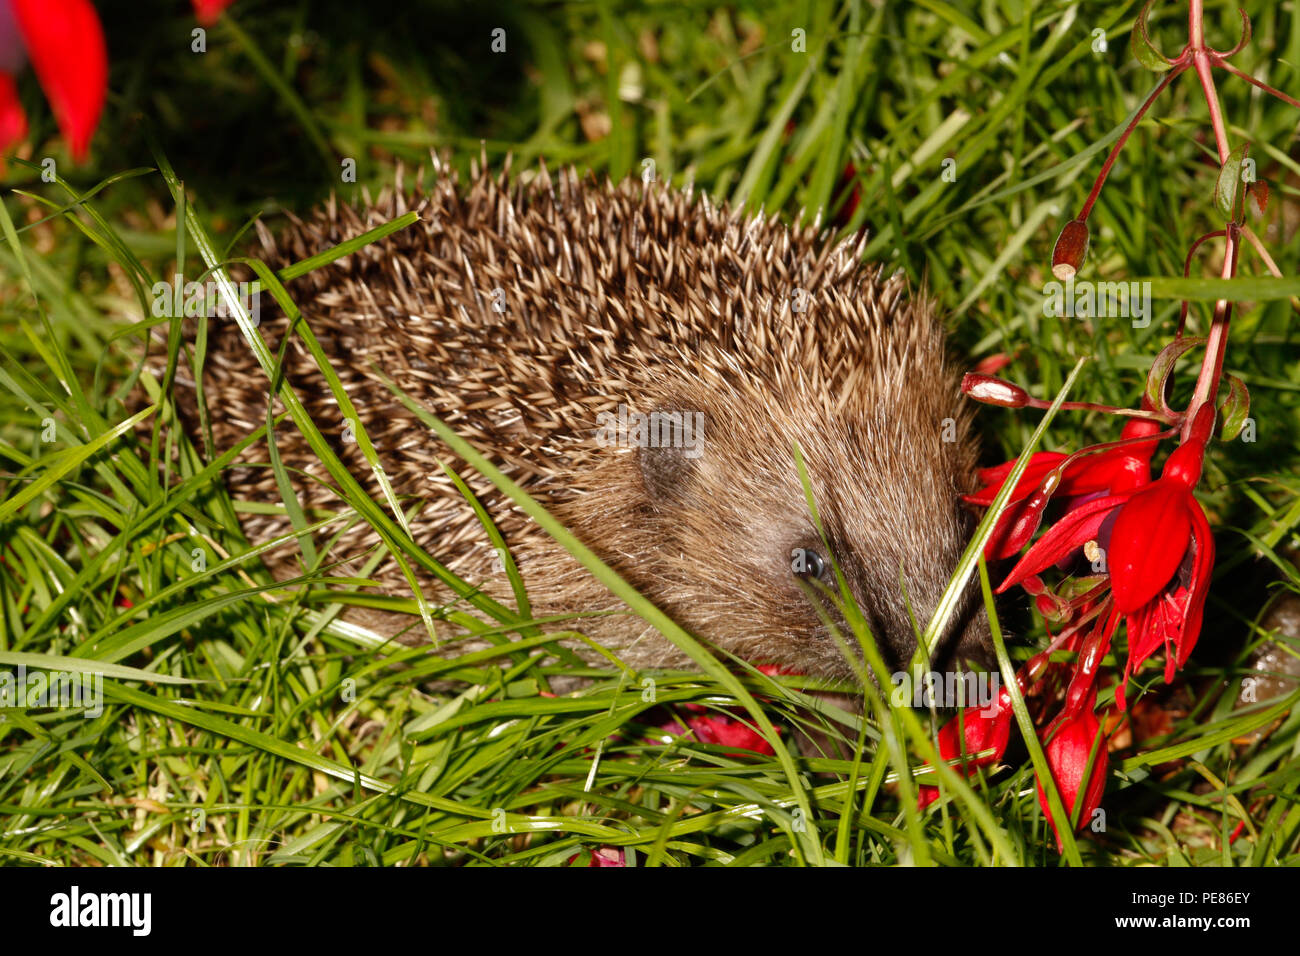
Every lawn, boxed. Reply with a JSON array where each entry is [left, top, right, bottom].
[[1, 0, 1298, 866]]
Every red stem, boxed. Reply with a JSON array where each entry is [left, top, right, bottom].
[[1189, 0, 1205, 51], [1215, 58, 1300, 110], [1177, 230, 1227, 337], [1183, 0, 1241, 437], [1185, 225, 1241, 439], [1078, 67, 1184, 222]]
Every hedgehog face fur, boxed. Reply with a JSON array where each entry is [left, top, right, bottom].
[[168, 156, 992, 683], [522, 356, 991, 683]]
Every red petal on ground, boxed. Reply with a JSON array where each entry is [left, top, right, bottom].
[[11, 0, 107, 161], [688, 714, 774, 754], [566, 847, 626, 867], [0, 72, 27, 151]]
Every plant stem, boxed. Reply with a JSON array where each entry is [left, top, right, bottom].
[[1185, 225, 1240, 438], [1191, 57, 1231, 162], [1215, 59, 1300, 110], [1078, 69, 1182, 222], [1188, 0, 1205, 51], [1183, 0, 1237, 439], [1021, 398, 1169, 420]]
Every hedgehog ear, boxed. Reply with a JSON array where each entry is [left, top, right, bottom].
[[634, 403, 705, 504], [639, 441, 699, 505]]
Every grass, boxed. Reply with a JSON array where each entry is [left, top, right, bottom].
[[1, 0, 1299, 866]]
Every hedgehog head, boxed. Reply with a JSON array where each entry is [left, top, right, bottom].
[[550, 357, 992, 684]]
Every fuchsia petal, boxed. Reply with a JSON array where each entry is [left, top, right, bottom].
[[687, 714, 774, 754], [0, 72, 27, 151], [1177, 501, 1215, 669], [1108, 482, 1193, 614], [967, 452, 1066, 506], [984, 486, 1051, 560], [11, 0, 107, 161], [1037, 693, 1108, 847], [919, 688, 1013, 809], [969, 418, 1162, 512], [998, 494, 1130, 593], [1125, 599, 1172, 678], [1104, 454, 1154, 494], [1119, 496, 1213, 698]]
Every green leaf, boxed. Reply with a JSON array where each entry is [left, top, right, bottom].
[[1141, 276, 1300, 300], [0, 405, 155, 524], [1130, 0, 1174, 72], [1217, 374, 1251, 440], [1144, 336, 1206, 415], [1215, 143, 1250, 220], [0, 652, 201, 685]]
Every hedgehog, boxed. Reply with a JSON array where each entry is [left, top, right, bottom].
[[162, 155, 993, 684]]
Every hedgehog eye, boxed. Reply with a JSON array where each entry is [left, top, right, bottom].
[[791, 547, 828, 581]]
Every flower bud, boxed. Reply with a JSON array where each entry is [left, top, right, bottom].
[[1051, 218, 1090, 281], [962, 373, 1030, 408], [1035, 592, 1070, 623], [1020, 574, 1046, 596], [985, 480, 1056, 560]]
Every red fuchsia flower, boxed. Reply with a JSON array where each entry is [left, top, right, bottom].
[[998, 405, 1215, 709], [644, 664, 794, 755], [918, 685, 1014, 809], [0, 0, 107, 162], [968, 418, 1162, 508], [968, 417, 1162, 561], [1108, 410, 1215, 703], [930, 405, 1216, 839], [1037, 687, 1108, 849]]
